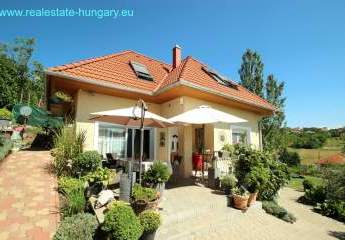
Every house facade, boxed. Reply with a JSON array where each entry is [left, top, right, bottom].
[[45, 46, 275, 177]]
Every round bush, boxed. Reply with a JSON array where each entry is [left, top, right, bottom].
[[54, 213, 98, 240], [139, 210, 161, 233], [73, 151, 102, 176], [102, 204, 143, 240], [143, 161, 171, 186]]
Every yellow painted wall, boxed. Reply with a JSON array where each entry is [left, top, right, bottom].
[[75, 91, 263, 177]]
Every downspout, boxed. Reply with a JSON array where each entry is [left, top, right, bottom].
[[258, 121, 263, 150]]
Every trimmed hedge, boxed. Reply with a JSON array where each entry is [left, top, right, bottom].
[[262, 201, 296, 223], [0, 139, 12, 161], [54, 213, 98, 240]]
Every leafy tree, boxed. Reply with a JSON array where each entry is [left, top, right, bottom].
[[261, 74, 286, 151], [238, 50, 286, 152], [0, 37, 44, 107], [238, 49, 264, 97], [0, 54, 20, 107]]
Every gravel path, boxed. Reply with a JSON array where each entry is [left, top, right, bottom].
[[156, 184, 345, 240]]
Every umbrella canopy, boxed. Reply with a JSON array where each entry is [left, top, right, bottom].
[[168, 105, 247, 124], [90, 107, 174, 128]]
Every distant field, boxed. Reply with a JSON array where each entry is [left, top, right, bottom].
[[289, 137, 343, 165], [288, 176, 324, 191]]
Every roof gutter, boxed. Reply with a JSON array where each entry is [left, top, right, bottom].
[[45, 70, 154, 96]]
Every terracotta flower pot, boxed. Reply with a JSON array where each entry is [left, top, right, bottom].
[[131, 198, 159, 214], [232, 194, 249, 210], [247, 191, 259, 207]]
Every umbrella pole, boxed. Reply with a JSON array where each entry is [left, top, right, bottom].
[[139, 100, 146, 184]]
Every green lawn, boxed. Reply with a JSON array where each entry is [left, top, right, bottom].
[[287, 176, 324, 191]]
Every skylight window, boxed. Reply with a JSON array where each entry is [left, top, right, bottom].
[[202, 66, 238, 89], [130, 61, 153, 81]]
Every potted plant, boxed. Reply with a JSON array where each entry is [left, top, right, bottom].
[[244, 165, 270, 207], [131, 184, 159, 214], [220, 174, 237, 195], [232, 187, 249, 210], [139, 210, 161, 240], [143, 161, 171, 197], [102, 202, 143, 240]]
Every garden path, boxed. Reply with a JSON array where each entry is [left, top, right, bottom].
[[156, 183, 345, 240], [0, 150, 59, 240]]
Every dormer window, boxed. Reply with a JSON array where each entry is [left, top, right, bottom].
[[130, 61, 153, 81], [202, 66, 237, 89]]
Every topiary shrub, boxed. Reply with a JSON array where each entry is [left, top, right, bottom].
[[73, 150, 102, 176], [302, 179, 314, 191], [220, 174, 237, 191], [139, 210, 161, 234], [132, 184, 158, 202], [54, 213, 98, 240], [143, 161, 171, 187], [102, 203, 143, 240], [319, 200, 345, 222], [262, 201, 296, 223]]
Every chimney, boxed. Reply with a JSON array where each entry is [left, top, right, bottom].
[[172, 45, 181, 68]]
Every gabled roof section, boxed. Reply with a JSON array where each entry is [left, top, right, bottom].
[[47, 50, 276, 112]]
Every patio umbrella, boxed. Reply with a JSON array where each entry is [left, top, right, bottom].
[[90, 106, 173, 128], [168, 105, 247, 125], [90, 101, 174, 183], [169, 105, 247, 153]]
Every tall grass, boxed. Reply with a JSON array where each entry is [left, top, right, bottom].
[[52, 125, 86, 176]]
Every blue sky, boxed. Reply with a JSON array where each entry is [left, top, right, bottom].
[[1, 0, 344, 128]]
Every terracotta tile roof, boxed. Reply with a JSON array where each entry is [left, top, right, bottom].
[[47, 50, 275, 111], [317, 153, 345, 165]]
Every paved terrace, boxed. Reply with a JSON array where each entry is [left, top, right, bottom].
[[0, 151, 59, 240], [156, 182, 345, 240]]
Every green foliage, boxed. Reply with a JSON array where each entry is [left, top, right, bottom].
[[102, 203, 143, 240], [143, 161, 171, 186], [58, 177, 86, 218], [302, 179, 314, 191], [290, 131, 329, 149], [244, 165, 270, 193], [54, 213, 98, 240], [0, 108, 12, 120], [232, 186, 249, 196], [0, 138, 12, 160], [261, 75, 287, 152], [61, 185, 86, 217], [233, 145, 289, 200], [220, 174, 237, 189], [0, 37, 45, 107], [58, 177, 85, 195], [262, 201, 296, 223], [82, 168, 113, 184], [139, 210, 161, 233], [238, 49, 264, 97], [304, 185, 326, 205], [132, 184, 157, 202], [53, 125, 86, 176], [319, 200, 345, 222], [279, 148, 301, 166], [222, 144, 234, 155], [73, 151, 102, 176]]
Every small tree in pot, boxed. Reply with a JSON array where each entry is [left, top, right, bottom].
[[220, 174, 237, 195], [143, 161, 171, 197], [244, 165, 270, 206], [139, 210, 161, 240]]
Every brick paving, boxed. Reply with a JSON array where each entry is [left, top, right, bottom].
[[0, 151, 59, 240], [156, 183, 345, 240]]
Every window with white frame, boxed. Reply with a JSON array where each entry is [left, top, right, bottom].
[[97, 122, 155, 161], [231, 126, 251, 145]]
